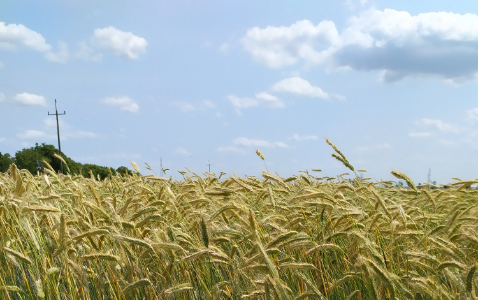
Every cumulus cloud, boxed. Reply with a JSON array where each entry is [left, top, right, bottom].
[[255, 92, 285, 108], [17, 130, 47, 139], [227, 76, 340, 113], [227, 95, 259, 115], [44, 41, 69, 63], [76, 41, 103, 62], [102, 96, 139, 113], [242, 20, 339, 69], [14, 93, 47, 106], [0, 22, 51, 52], [93, 27, 147, 59], [242, 10, 478, 83], [291, 134, 318, 141], [228, 92, 285, 115], [228, 95, 259, 109], [272, 77, 328, 98], [409, 111, 478, 147], [0, 22, 69, 62]]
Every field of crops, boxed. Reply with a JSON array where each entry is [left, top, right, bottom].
[[1, 152, 478, 299]]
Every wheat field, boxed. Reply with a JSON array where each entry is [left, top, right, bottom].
[[1, 152, 478, 299]]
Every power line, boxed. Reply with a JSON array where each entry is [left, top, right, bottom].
[[48, 99, 66, 173]]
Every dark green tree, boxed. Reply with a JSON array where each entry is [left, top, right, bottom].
[[14, 143, 81, 175], [14, 146, 43, 174], [0, 152, 15, 172], [15, 143, 68, 174], [116, 166, 134, 176], [80, 164, 116, 180], [13, 143, 132, 180]]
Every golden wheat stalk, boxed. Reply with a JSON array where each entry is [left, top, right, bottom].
[[122, 278, 152, 295], [391, 171, 418, 192], [256, 149, 268, 171]]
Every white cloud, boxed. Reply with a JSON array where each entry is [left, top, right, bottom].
[[291, 134, 318, 141], [0, 22, 51, 52], [0, 22, 69, 62], [228, 92, 285, 114], [409, 132, 431, 138], [416, 118, 460, 133], [228, 77, 334, 113], [228, 95, 259, 109], [93, 27, 147, 59], [17, 130, 47, 139], [233, 137, 288, 148], [76, 41, 102, 62], [272, 77, 328, 98], [102, 96, 139, 113], [44, 41, 69, 63], [228, 95, 259, 115], [242, 20, 339, 68], [14, 93, 47, 106], [242, 10, 478, 83], [172, 101, 195, 113], [255, 92, 285, 108]]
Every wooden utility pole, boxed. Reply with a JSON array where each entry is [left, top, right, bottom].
[[48, 99, 66, 173]]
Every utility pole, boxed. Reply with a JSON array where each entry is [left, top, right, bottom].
[[48, 100, 66, 173], [206, 160, 212, 173], [160, 157, 163, 177]]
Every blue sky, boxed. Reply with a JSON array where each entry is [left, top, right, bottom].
[[1, 0, 478, 184]]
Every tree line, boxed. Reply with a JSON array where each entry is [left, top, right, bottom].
[[0, 143, 133, 180]]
